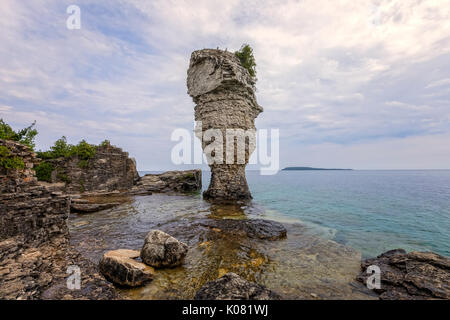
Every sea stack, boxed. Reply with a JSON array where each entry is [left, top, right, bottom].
[[187, 49, 263, 201]]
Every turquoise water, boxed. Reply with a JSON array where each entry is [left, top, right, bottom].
[[140, 170, 450, 259], [244, 170, 450, 258]]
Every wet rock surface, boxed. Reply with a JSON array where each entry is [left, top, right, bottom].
[[197, 218, 287, 240], [357, 249, 450, 300], [131, 170, 201, 195], [187, 49, 263, 201], [99, 249, 154, 287], [140, 230, 188, 268], [195, 272, 281, 300], [71, 202, 121, 213]]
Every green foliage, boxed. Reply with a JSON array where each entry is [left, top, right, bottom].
[[100, 139, 111, 147], [0, 146, 25, 170], [71, 140, 96, 160], [235, 44, 257, 79], [79, 179, 85, 193], [0, 119, 38, 150], [37, 137, 96, 162], [0, 146, 9, 158], [51, 136, 72, 158], [78, 159, 89, 168], [34, 161, 54, 182]]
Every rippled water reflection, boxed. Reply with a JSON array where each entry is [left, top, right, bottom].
[[69, 193, 376, 299]]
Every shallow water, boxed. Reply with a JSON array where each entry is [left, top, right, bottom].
[[69, 194, 375, 299], [69, 169, 449, 299]]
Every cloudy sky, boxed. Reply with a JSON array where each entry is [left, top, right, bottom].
[[1, 0, 450, 170]]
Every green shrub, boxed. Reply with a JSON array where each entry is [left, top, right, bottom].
[[0, 119, 38, 150], [50, 136, 72, 158], [78, 159, 89, 168], [100, 139, 111, 147], [235, 44, 257, 79], [34, 161, 54, 182], [0, 146, 25, 170], [71, 140, 96, 160], [37, 137, 96, 161]]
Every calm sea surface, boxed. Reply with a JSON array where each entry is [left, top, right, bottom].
[[68, 169, 449, 299], [243, 169, 450, 258]]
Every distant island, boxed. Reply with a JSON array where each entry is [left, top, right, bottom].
[[282, 167, 353, 171]]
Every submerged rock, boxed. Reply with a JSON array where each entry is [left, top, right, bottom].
[[195, 273, 281, 300], [357, 249, 450, 300], [70, 202, 121, 213], [99, 249, 154, 287], [140, 230, 188, 268], [198, 218, 287, 240], [187, 49, 263, 201]]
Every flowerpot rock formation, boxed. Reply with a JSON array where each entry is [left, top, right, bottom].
[[187, 49, 263, 201]]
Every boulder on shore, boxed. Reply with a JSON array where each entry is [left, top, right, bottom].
[[195, 273, 281, 300], [99, 249, 154, 287], [357, 249, 450, 300], [140, 230, 188, 268]]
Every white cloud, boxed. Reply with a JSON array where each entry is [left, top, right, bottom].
[[1, 0, 450, 169]]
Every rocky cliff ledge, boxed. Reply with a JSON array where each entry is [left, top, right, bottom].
[[42, 142, 139, 193], [0, 139, 117, 299], [131, 170, 201, 195], [187, 49, 263, 201]]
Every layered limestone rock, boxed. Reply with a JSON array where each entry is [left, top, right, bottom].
[[357, 249, 450, 300], [99, 249, 154, 287], [131, 170, 201, 195], [187, 49, 263, 201], [42, 142, 139, 194], [0, 139, 117, 299]]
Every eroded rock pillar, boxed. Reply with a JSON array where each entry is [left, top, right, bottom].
[[187, 49, 263, 201]]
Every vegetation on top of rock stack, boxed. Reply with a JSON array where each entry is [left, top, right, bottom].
[[0, 119, 38, 150], [36, 136, 97, 161], [235, 44, 257, 79], [0, 145, 25, 170]]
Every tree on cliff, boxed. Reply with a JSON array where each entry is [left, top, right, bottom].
[[0, 119, 38, 150], [235, 44, 257, 79]]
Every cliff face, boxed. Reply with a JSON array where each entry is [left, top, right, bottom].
[[187, 49, 263, 201], [0, 139, 116, 299], [0, 139, 69, 244], [44, 143, 139, 193]]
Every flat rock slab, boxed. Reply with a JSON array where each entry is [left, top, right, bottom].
[[70, 202, 121, 213], [99, 249, 154, 287], [195, 273, 281, 300], [357, 249, 450, 300], [198, 218, 287, 240]]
